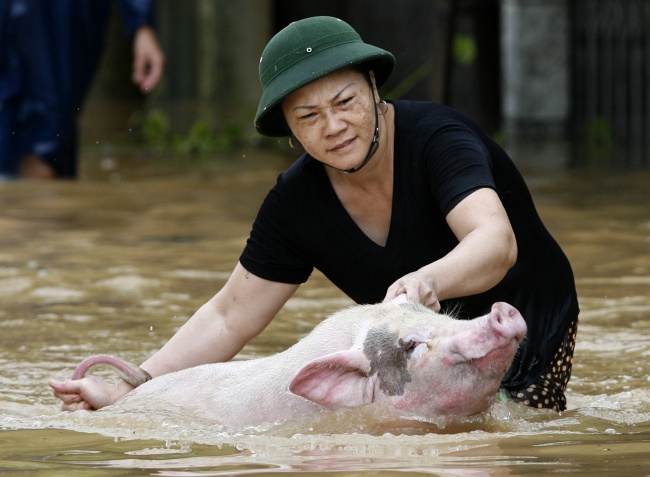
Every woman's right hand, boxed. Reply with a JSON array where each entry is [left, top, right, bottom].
[[47, 263, 297, 413], [49, 376, 134, 411]]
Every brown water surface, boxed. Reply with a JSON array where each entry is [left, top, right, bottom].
[[1, 148, 649, 476]]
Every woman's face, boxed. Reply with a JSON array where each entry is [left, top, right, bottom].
[[282, 68, 377, 170]]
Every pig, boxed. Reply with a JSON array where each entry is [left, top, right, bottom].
[[64, 300, 527, 428]]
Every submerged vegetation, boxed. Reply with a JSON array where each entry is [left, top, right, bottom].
[[131, 108, 250, 155]]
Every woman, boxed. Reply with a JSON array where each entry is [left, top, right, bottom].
[[51, 16, 578, 411]]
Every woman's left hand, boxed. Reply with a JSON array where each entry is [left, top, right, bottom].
[[384, 271, 441, 311]]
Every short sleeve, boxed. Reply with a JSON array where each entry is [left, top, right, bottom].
[[239, 176, 314, 284], [425, 122, 496, 215]]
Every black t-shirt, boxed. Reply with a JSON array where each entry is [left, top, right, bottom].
[[240, 100, 579, 390]]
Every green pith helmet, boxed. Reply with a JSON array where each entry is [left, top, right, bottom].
[[254, 16, 396, 137]]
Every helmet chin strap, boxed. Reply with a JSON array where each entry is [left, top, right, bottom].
[[342, 95, 380, 174]]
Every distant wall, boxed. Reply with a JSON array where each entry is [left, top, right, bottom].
[[500, 0, 570, 168], [501, 0, 569, 133]]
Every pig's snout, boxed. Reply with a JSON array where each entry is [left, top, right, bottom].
[[488, 302, 527, 342]]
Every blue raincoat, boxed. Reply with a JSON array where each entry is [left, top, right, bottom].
[[0, 0, 153, 178]]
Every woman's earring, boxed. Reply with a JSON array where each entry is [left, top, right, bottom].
[[378, 100, 388, 114], [289, 136, 303, 149]]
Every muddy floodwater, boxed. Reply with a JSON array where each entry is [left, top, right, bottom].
[[1, 146, 649, 476]]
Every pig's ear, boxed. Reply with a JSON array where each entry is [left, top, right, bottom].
[[289, 350, 372, 409]]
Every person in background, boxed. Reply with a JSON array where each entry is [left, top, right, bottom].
[[51, 17, 578, 413], [0, 0, 164, 180]]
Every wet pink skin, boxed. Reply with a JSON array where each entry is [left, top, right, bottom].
[[389, 302, 527, 417], [64, 301, 527, 427]]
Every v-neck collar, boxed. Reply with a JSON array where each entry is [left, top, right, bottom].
[[315, 152, 405, 259]]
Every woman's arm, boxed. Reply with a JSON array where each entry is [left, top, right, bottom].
[[384, 188, 517, 309], [140, 262, 298, 376], [50, 263, 299, 410]]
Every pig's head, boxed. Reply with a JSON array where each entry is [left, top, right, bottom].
[[289, 301, 527, 418]]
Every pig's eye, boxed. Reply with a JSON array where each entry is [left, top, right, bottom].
[[403, 340, 422, 357]]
